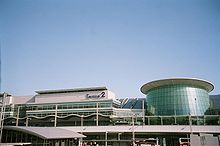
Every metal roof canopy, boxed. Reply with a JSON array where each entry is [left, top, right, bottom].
[[35, 86, 107, 94], [4, 126, 86, 139], [0, 142, 32, 145], [141, 78, 214, 94]]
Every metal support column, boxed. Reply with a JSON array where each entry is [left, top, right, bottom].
[[142, 100, 145, 125], [156, 137, 159, 146], [54, 104, 58, 127], [132, 115, 135, 146], [195, 98, 199, 125], [0, 93, 7, 143], [16, 106, 20, 126], [118, 133, 121, 140], [105, 131, 108, 146], [174, 101, 177, 125], [148, 116, 150, 125], [118, 133, 122, 146], [189, 114, 192, 134], [78, 138, 82, 146], [26, 117, 28, 127], [81, 116, 83, 126], [162, 137, 166, 146], [96, 103, 99, 126]]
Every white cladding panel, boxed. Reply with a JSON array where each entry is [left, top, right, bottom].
[[5, 96, 33, 105], [34, 90, 115, 104]]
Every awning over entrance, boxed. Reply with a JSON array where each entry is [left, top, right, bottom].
[[4, 126, 86, 139]]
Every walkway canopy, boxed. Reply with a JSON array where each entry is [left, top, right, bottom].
[[4, 126, 86, 139]]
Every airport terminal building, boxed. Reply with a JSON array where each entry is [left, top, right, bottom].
[[0, 78, 220, 146]]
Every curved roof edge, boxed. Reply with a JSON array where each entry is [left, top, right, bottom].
[[4, 126, 86, 139], [140, 78, 214, 95]]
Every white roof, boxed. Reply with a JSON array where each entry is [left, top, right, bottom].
[[141, 78, 214, 94], [4, 126, 86, 139]]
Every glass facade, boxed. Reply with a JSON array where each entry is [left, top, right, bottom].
[[146, 85, 210, 116]]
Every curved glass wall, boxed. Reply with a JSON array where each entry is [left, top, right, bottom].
[[146, 85, 210, 116]]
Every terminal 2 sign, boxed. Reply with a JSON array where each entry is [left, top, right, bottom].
[[86, 92, 105, 99]]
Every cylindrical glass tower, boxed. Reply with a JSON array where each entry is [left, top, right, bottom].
[[141, 78, 214, 116]]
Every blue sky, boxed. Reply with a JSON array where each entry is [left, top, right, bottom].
[[0, 0, 220, 97]]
